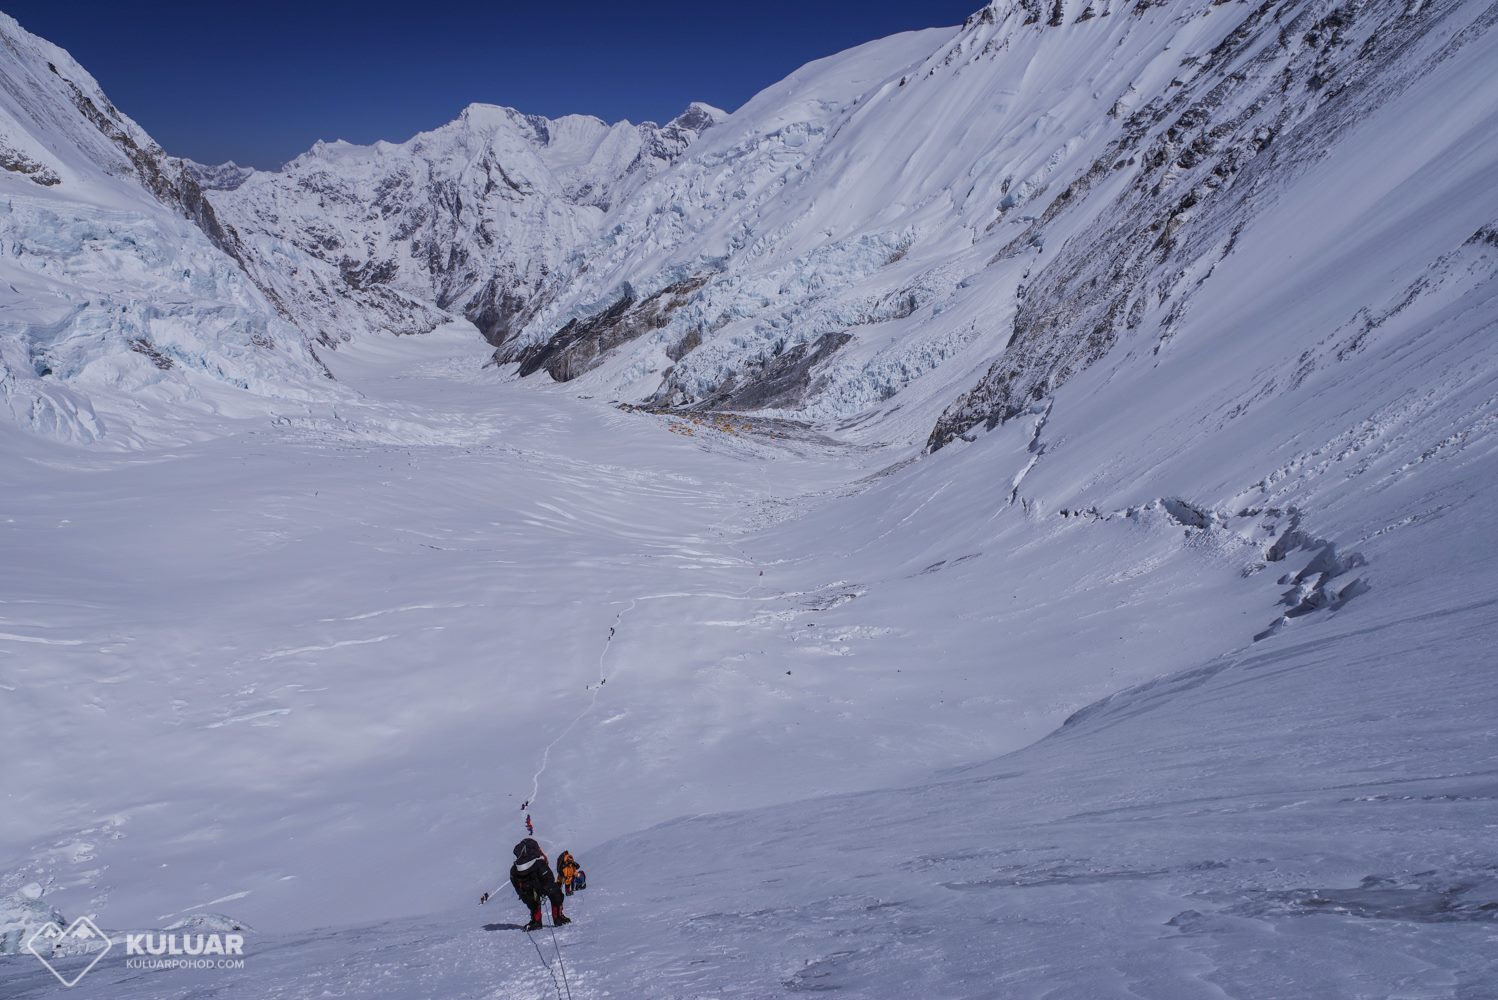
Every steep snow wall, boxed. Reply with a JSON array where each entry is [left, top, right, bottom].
[[501, 0, 1498, 464], [0, 13, 334, 446], [928, 0, 1498, 450]]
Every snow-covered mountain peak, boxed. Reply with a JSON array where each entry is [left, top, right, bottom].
[[3, 8, 1498, 996], [178, 158, 256, 191], [455, 100, 531, 128], [197, 94, 723, 349], [673, 101, 727, 129], [443, 102, 572, 155], [489, 0, 1498, 464]]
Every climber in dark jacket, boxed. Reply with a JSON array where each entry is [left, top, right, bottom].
[[481, 837, 570, 930]]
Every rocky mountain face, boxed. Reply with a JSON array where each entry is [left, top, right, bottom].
[[0, 5, 722, 444], [202, 102, 723, 348], [494, 0, 1498, 455], [925, 0, 1498, 450], [2, 0, 1495, 458]]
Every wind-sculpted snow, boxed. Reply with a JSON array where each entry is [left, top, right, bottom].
[[8, 523, 1496, 995]]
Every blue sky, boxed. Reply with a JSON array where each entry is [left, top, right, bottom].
[[6, 1, 980, 169]]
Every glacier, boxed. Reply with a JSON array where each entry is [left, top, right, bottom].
[[0, 12, 336, 447], [1, 1, 1497, 998]]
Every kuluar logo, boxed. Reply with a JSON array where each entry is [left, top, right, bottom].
[[25, 915, 113, 988]]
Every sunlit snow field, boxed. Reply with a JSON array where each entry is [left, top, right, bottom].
[[1, 326, 1275, 931], [3, 0, 1498, 994], [3, 324, 1496, 998]]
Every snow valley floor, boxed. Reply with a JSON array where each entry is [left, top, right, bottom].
[[3, 0, 1498, 994], [2, 326, 1496, 998]]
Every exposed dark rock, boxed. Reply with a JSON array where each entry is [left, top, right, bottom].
[[308, 346, 336, 380], [930, 0, 1465, 452], [966, 5, 1000, 28], [506, 276, 709, 381], [1466, 224, 1498, 249], [666, 328, 702, 363], [53, 70, 296, 321], [684, 332, 854, 412], [339, 257, 399, 291], [465, 279, 533, 346], [127, 339, 174, 370], [194, 101, 717, 350], [670, 104, 719, 134], [0, 145, 61, 185]]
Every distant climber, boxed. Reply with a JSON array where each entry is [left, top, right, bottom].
[[480, 837, 570, 931], [558, 850, 580, 895]]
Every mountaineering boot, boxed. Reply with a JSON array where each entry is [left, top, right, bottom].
[[552, 903, 571, 926], [524, 906, 543, 931]]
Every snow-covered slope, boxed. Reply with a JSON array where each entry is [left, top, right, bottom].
[[0, 13, 333, 446], [926, 0, 1498, 451], [1, 310, 1494, 997], [2, 4, 1498, 998], [503, 0, 1498, 455], [12, 579, 1495, 998], [204, 102, 722, 347]]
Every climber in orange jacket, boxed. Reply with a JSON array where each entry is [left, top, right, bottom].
[[558, 850, 580, 895]]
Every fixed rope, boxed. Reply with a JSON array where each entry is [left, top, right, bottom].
[[517, 461, 778, 837], [550, 925, 575, 1000], [526, 928, 566, 1000]]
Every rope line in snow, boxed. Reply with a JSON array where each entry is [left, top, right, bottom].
[[526, 926, 566, 1000], [550, 926, 574, 1000], [521, 448, 779, 830]]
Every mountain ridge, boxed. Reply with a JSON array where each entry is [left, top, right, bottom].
[[3, 8, 1498, 994], [203, 97, 725, 349]]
